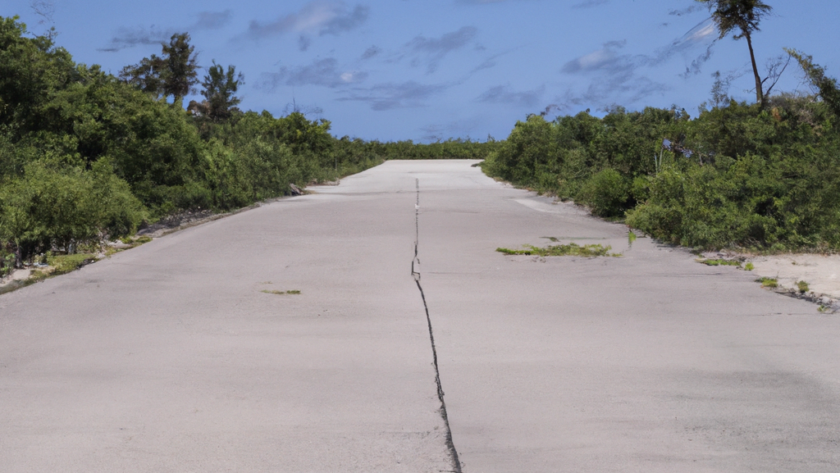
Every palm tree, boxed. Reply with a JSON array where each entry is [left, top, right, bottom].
[[697, 0, 772, 107]]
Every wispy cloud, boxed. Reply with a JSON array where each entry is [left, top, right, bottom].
[[419, 118, 480, 142], [556, 18, 717, 109], [404, 26, 477, 73], [193, 10, 233, 30], [556, 75, 670, 112], [258, 58, 368, 91], [100, 10, 233, 52], [99, 25, 178, 51], [338, 81, 450, 110], [243, 1, 369, 40], [456, 0, 517, 4], [561, 40, 631, 74], [361, 45, 381, 60], [669, 5, 705, 16], [572, 0, 610, 9], [469, 47, 521, 74], [478, 84, 545, 107]]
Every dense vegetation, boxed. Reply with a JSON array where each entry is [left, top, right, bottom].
[[0, 16, 495, 274], [483, 0, 840, 252], [4, 0, 837, 282], [483, 83, 840, 251], [482, 0, 840, 252]]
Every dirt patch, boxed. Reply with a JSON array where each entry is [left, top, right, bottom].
[[702, 251, 840, 311]]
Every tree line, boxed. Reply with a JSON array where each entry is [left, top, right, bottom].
[[0, 16, 497, 274]]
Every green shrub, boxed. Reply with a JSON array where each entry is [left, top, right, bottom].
[[577, 169, 631, 218], [0, 160, 145, 260]]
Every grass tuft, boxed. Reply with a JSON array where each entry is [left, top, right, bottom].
[[47, 253, 97, 276], [757, 277, 778, 288], [497, 243, 620, 257], [699, 258, 741, 267], [261, 289, 301, 295], [797, 280, 809, 294], [744, 262, 755, 271]]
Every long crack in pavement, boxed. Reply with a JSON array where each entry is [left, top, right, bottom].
[[411, 178, 463, 473]]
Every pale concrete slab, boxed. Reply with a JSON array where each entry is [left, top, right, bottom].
[[0, 164, 452, 472], [413, 161, 840, 472], [3, 160, 840, 473]]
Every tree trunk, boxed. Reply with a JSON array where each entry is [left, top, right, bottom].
[[746, 33, 764, 107], [14, 243, 22, 269]]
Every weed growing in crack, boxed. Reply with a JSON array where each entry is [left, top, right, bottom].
[[497, 243, 620, 257], [797, 281, 810, 294], [107, 236, 153, 257], [757, 277, 778, 288], [744, 262, 755, 271], [699, 258, 741, 267], [261, 290, 301, 295]]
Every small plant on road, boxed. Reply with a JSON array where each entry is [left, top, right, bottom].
[[262, 289, 301, 295], [497, 243, 620, 257], [699, 258, 741, 267], [744, 262, 754, 271], [797, 281, 809, 293], [757, 277, 778, 288]]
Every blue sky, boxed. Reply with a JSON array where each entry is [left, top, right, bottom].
[[4, 0, 839, 142]]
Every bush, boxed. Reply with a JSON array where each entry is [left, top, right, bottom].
[[487, 95, 840, 251], [577, 169, 631, 218], [0, 160, 145, 261]]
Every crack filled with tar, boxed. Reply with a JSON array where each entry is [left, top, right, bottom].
[[411, 179, 463, 473]]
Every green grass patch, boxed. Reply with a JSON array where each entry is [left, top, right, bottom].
[[797, 281, 810, 294], [107, 236, 153, 256], [120, 235, 152, 246], [46, 253, 97, 276], [1, 253, 98, 296], [497, 243, 620, 257], [262, 289, 301, 295], [0, 279, 34, 295], [699, 258, 741, 267], [744, 262, 755, 271], [757, 277, 778, 288]]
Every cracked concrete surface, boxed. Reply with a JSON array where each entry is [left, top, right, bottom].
[[412, 178, 462, 472], [0, 164, 452, 472], [2, 160, 840, 472]]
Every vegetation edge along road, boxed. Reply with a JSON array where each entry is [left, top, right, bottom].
[[5, 0, 840, 304], [0, 15, 499, 284]]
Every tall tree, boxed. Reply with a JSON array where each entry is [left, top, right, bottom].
[[697, 0, 772, 107], [119, 33, 198, 104], [189, 61, 244, 122], [162, 33, 198, 103], [118, 55, 166, 97]]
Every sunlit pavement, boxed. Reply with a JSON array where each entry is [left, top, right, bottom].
[[2, 160, 839, 472]]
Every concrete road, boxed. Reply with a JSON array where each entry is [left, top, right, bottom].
[[2, 160, 840, 472]]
